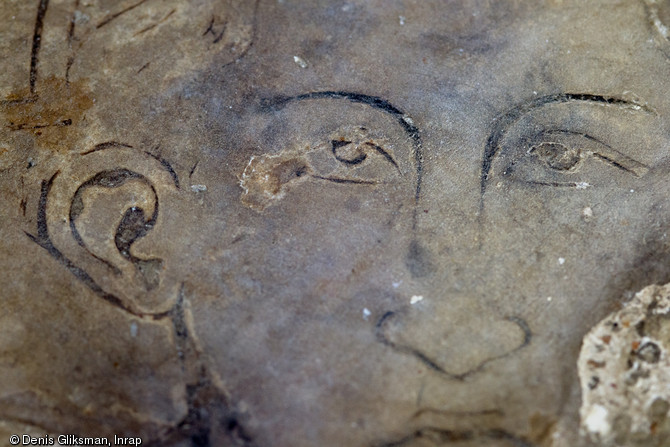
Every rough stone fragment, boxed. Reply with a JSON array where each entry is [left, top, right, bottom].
[[578, 283, 670, 446]]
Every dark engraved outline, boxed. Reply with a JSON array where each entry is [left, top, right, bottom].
[[65, 0, 80, 84], [80, 142, 181, 188], [259, 91, 423, 225], [145, 150, 181, 189], [146, 286, 257, 447], [332, 139, 367, 165], [7, 119, 72, 131], [375, 311, 531, 381], [136, 61, 150, 74], [311, 175, 377, 185], [330, 139, 401, 172], [0, 97, 38, 107], [203, 15, 227, 44], [96, 0, 150, 29], [373, 427, 536, 447], [67, 0, 78, 44], [189, 161, 199, 178], [29, 0, 50, 94], [367, 141, 402, 172], [480, 93, 654, 208], [80, 141, 134, 155], [546, 130, 649, 176], [25, 171, 138, 314]]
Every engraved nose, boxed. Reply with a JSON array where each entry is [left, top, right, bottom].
[[375, 294, 531, 381]]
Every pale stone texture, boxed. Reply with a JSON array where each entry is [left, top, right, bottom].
[[579, 283, 670, 447]]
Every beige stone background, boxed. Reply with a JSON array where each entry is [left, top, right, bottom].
[[2, 0, 670, 446]]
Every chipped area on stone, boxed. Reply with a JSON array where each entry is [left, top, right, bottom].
[[410, 295, 424, 304], [293, 55, 308, 68], [239, 153, 312, 210], [578, 282, 670, 446]]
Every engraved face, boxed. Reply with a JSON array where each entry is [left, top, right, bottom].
[[183, 5, 670, 446]]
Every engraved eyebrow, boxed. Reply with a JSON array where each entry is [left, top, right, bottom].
[[480, 93, 655, 200]]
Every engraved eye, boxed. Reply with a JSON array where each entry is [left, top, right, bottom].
[[481, 93, 655, 201], [500, 130, 648, 188], [243, 92, 421, 211], [528, 142, 581, 171], [332, 139, 368, 165], [323, 126, 400, 175]]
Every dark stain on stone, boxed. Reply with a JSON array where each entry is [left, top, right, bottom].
[[405, 239, 435, 278], [2, 76, 94, 152]]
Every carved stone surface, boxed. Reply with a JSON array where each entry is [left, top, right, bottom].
[[2, 1, 670, 446]]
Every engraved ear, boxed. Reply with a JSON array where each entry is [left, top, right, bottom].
[[68, 168, 162, 291], [29, 143, 181, 315]]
